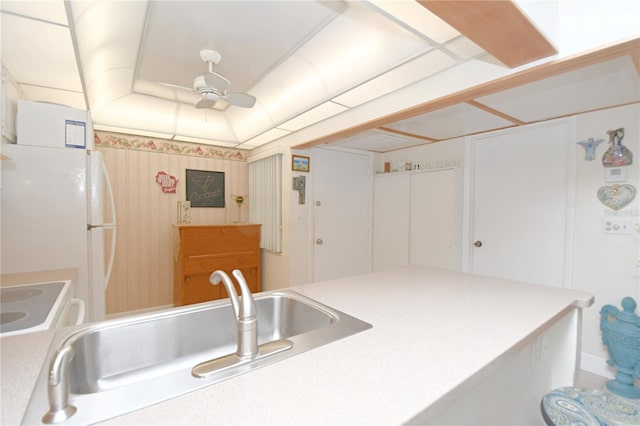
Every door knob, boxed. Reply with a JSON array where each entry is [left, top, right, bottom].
[[316, 238, 323, 245], [474, 241, 483, 247]]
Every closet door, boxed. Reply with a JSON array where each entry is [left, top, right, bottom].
[[313, 148, 372, 282], [410, 168, 460, 270], [468, 119, 575, 288], [373, 173, 410, 271]]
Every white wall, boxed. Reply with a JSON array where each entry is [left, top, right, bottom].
[[374, 103, 639, 376], [556, 1, 640, 56], [573, 103, 639, 376], [373, 138, 465, 174], [289, 148, 314, 286], [514, 0, 640, 58]]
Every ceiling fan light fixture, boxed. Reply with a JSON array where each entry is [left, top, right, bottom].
[[200, 49, 222, 65], [202, 92, 220, 101], [192, 50, 255, 109], [193, 75, 210, 91]]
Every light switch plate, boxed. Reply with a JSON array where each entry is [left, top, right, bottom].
[[602, 217, 632, 234], [604, 167, 627, 182]]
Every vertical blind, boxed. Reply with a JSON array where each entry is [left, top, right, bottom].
[[248, 153, 282, 253]]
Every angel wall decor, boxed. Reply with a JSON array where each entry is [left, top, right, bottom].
[[577, 138, 605, 161]]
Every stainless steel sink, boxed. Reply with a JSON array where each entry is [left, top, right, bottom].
[[22, 289, 371, 424]]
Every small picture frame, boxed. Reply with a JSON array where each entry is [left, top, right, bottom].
[[292, 155, 310, 172], [185, 169, 225, 207]]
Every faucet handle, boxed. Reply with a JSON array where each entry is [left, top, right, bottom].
[[232, 269, 256, 319]]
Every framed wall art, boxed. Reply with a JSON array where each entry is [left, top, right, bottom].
[[185, 169, 225, 207], [292, 155, 310, 172]]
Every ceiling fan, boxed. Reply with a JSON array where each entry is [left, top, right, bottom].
[[194, 49, 256, 109]]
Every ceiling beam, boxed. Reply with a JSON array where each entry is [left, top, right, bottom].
[[465, 100, 525, 125], [293, 38, 639, 150], [417, 0, 557, 68], [377, 127, 440, 143]]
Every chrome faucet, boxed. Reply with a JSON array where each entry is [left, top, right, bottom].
[[42, 345, 77, 423], [209, 269, 258, 359]]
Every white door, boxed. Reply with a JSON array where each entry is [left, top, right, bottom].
[[313, 148, 372, 282], [410, 168, 461, 270], [466, 119, 575, 288]]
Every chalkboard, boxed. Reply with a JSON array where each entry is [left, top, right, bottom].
[[185, 169, 225, 207]]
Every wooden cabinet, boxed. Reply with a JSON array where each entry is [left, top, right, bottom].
[[173, 224, 261, 306]]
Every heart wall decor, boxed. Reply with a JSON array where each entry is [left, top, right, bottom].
[[597, 184, 636, 210]]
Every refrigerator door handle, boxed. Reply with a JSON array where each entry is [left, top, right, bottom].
[[103, 162, 117, 290], [70, 298, 86, 325]]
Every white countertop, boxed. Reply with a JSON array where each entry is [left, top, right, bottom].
[[0, 266, 593, 425]]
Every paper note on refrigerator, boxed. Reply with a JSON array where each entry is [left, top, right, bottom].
[[65, 120, 86, 148]]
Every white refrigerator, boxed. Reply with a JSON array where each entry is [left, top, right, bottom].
[[1, 101, 116, 322]]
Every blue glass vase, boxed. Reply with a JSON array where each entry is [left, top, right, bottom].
[[600, 297, 640, 399]]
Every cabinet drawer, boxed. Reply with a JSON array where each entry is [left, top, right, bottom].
[[183, 274, 221, 305], [180, 225, 260, 256], [184, 252, 259, 275]]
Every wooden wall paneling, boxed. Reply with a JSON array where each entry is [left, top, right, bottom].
[[154, 151, 166, 306], [165, 151, 181, 303], [137, 150, 148, 309], [111, 146, 122, 312], [128, 149, 140, 311], [157, 151, 173, 307], [98, 140, 249, 315], [151, 151, 167, 306], [115, 146, 130, 312], [147, 150, 158, 307]]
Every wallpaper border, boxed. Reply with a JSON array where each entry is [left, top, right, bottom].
[[95, 131, 249, 161]]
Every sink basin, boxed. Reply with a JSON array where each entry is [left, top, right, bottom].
[[22, 289, 371, 424], [69, 290, 334, 394]]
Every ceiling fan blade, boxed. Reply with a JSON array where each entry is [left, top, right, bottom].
[[225, 92, 256, 108], [158, 81, 192, 91], [204, 71, 230, 92]]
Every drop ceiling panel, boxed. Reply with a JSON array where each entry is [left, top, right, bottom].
[[20, 85, 85, 110], [278, 102, 348, 132], [333, 130, 427, 152], [241, 128, 291, 149], [366, 0, 461, 44], [173, 135, 237, 148], [297, 2, 431, 96], [385, 103, 514, 140], [476, 56, 640, 123], [96, 94, 179, 135], [333, 49, 456, 108], [174, 105, 238, 142], [444, 36, 486, 60], [0, 1, 67, 26], [134, 80, 200, 105], [136, 1, 344, 92], [1, 12, 81, 91], [95, 125, 175, 141]]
